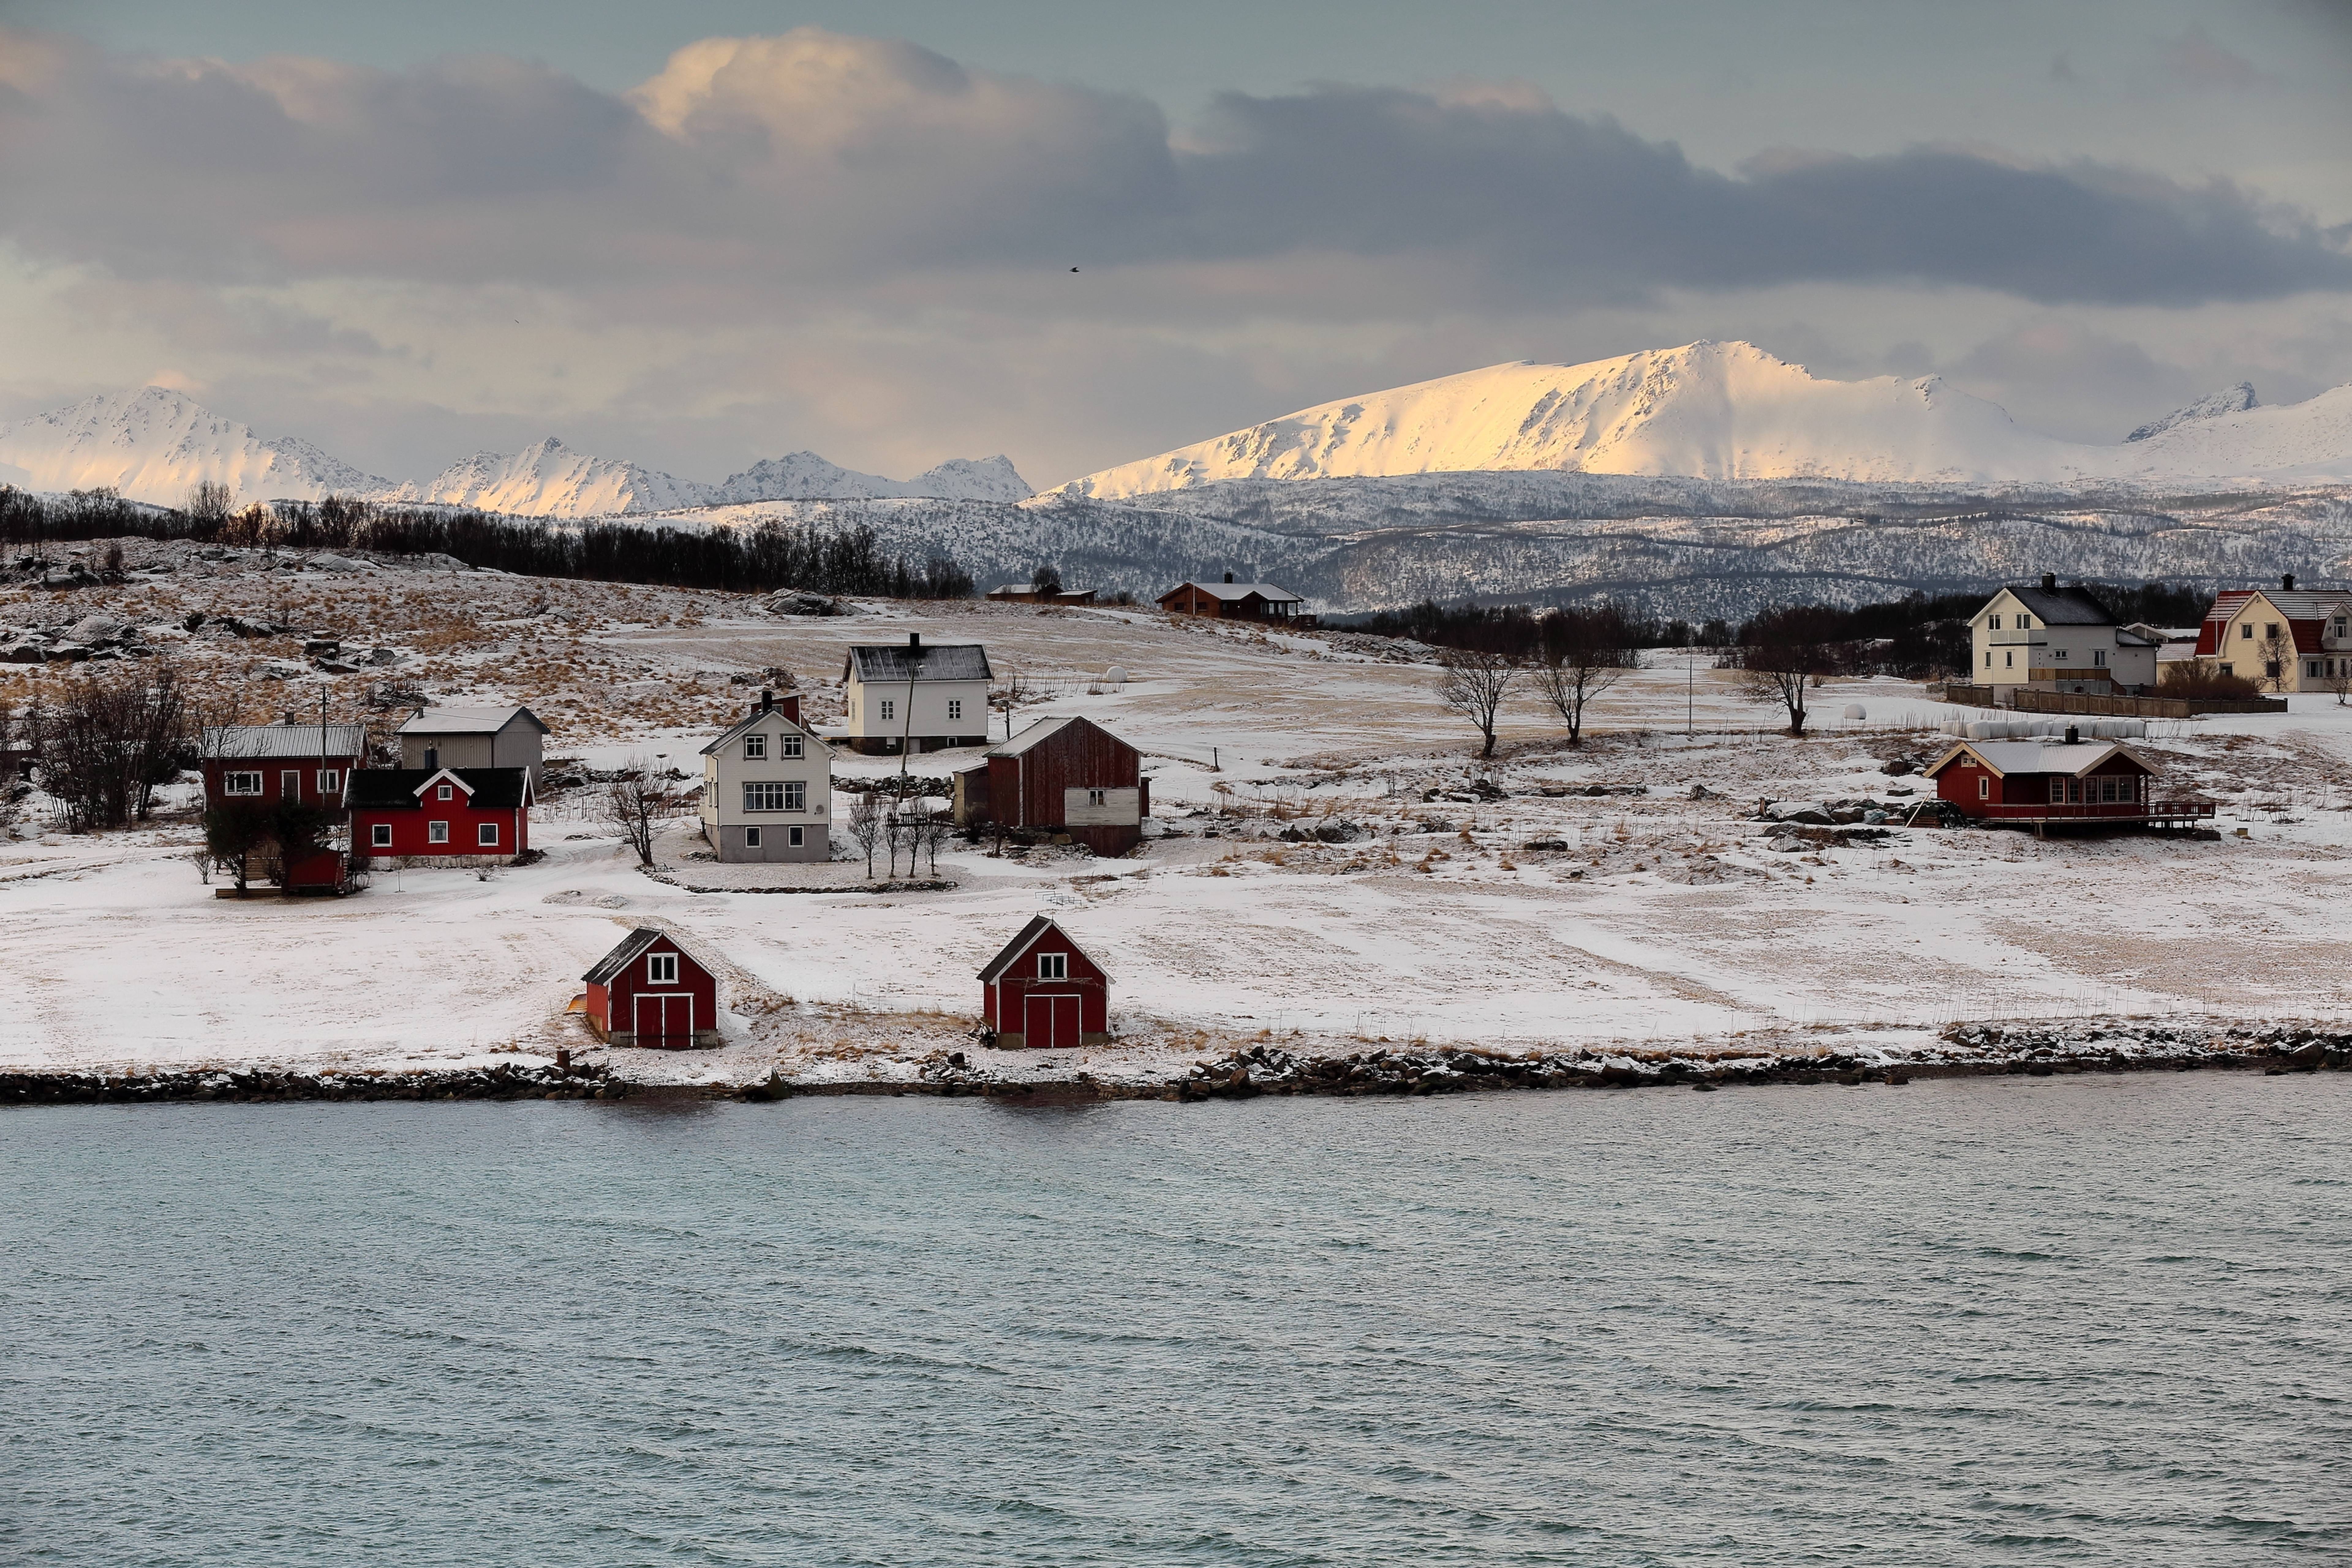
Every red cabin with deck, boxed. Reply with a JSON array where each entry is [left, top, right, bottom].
[[978, 916, 1111, 1050], [1924, 731, 2211, 828], [581, 927, 720, 1049]]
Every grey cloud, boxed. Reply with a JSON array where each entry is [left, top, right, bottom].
[[0, 27, 2344, 311]]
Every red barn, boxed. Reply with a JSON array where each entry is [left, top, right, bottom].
[[582, 927, 720, 1049], [978, 916, 1112, 1050], [348, 765, 533, 862], [952, 715, 1150, 856], [1923, 731, 2210, 828]]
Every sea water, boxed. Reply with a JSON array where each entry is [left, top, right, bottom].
[[4, 1076, 2348, 1566]]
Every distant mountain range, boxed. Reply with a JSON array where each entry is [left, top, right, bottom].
[[1053, 341, 2352, 496], [0, 387, 1033, 515]]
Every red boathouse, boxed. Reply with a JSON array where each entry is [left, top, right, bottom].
[[978, 916, 1111, 1050], [582, 927, 719, 1049]]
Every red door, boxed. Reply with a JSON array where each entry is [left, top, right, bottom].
[[635, 992, 693, 1048], [1023, 993, 1080, 1051]]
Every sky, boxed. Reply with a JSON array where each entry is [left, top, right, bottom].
[[1, 0, 2348, 490]]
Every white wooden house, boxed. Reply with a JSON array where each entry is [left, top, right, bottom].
[[699, 690, 833, 862], [1968, 576, 2155, 698], [839, 633, 992, 754]]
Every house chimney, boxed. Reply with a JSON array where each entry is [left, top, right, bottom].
[[2041, 572, 2056, 592], [2284, 572, 2296, 591], [760, 687, 773, 712], [425, 746, 438, 771], [1224, 571, 1235, 584], [283, 709, 297, 726], [2064, 724, 2079, 745], [908, 631, 922, 651]]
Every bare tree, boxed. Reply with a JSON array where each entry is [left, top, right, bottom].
[[1030, 563, 1064, 598], [1532, 606, 1635, 746], [847, 788, 884, 877], [916, 804, 954, 874], [1738, 607, 1839, 735], [186, 479, 236, 536], [27, 664, 189, 832], [2326, 657, 2352, 706], [1435, 647, 1518, 759], [2256, 623, 2296, 694], [601, 755, 670, 867], [990, 666, 1035, 741]]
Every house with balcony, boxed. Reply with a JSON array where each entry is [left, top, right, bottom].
[[1967, 576, 2155, 700]]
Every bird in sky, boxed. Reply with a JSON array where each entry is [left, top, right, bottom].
[[1070, 267, 1079, 273]]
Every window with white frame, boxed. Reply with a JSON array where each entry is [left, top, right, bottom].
[[1989, 614, 2002, 630], [2092, 650, 2106, 667], [371, 823, 392, 847], [784, 781, 806, 812], [947, 699, 963, 721], [744, 826, 761, 848], [428, 821, 450, 844], [648, 952, 678, 984], [2241, 623, 2254, 640], [318, 769, 341, 794], [1978, 777, 1989, 800], [880, 699, 895, 722], [2017, 614, 2032, 629], [744, 782, 786, 812], [478, 822, 499, 846], [744, 732, 767, 760], [2052, 648, 2068, 661], [788, 825, 804, 847], [224, 771, 263, 795], [781, 733, 803, 758], [2004, 651, 2013, 668], [1037, 952, 1068, 980], [1087, 788, 1106, 807], [436, 783, 454, 800]]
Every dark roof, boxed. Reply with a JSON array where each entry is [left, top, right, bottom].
[[843, 643, 993, 683], [1161, 580, 1302, 604], [1996, 585, 2113, 626], [346, 766, 532, 810], [977, 915, 1111, 982], [584, 927, 670, 985]]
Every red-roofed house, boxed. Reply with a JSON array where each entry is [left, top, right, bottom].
[[2192, 574, 2352, 694]]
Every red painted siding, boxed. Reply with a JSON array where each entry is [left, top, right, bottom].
[[984, 925, 1109, 1043], [352, 795, 529, 858], [984, 718, 1146, 855], [587, 937, 718, 1049], [202, 754, 360, 811]]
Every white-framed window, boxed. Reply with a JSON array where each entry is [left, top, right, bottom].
[[478, 822, 498, 846], [1977, 777, 1989, 800], [784, 781, 806, 812], [648, 952, 678, 985], [781, 733, 803, 758], [371, 823, 392, 847], [281, 770, 301, 799], [2003, 651, 2013, 668], [436, 783, 454, 800], [1087, 788, 1106, 807], [224, 771, 263, 795], [880, 699, 895, 722], [744, 782, 786, 812], [2052, 648, 2068, 661], [2309, 661, 2322, 678], [948, 699, 963, 721], [2049, 778, 2065, 804], [1984, 651, 1992, 668], [2017, 614, 2032, 629], [1037, 952, 1068, 980], [2220, 662, 2234, 676], [318, 769, 341, 794], [2241, 623, 2254, 640], [1989, 614, 2002, 630], [788, 825, 804, 847], [2267, 623, 2281, 639], [744, 733, 767, 760], [2092, 650, 2106, 667], [744, 826, 762, 848], [428, 820, 450, 844]]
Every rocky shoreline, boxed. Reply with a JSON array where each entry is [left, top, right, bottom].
[[11, 1024, 2343, 1106]]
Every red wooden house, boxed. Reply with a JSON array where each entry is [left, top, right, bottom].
[[952, 715, 1150, 856], [1924, 730, 2211, 828], [347, 764, 533, 862], [1158, 573, 1307, 624], [978, 916, 1111, 1051], [200, 719, 366, 810], [582, 927, 719, 1049]]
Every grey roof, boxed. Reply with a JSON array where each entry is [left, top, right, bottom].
[[699, 705, 827, 757], [1927, 740, 2155, 779], [987, 714, 1136, 760], [396, 705, 549, 737], [202, 723, 367, 760], [1165, 580, 1302, 604], [1991, 585, 2113, 626], [976, 915, 1112, 982], [2204, 588, 2352, 622], [843, 643, 993, 683], [584, 927, 666, 985]]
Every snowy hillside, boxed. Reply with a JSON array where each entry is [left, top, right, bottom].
[[0, 387, 395, 504], [0, 386, 1030, 513], [1055, 342, 2352, 496], [2126, 383, 2257, 442]]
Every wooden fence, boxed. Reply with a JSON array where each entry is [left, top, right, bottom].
[[1935, 683, 2286, 719]]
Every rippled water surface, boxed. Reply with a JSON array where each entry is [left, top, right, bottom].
[[5, 1076, 2350, 1566]]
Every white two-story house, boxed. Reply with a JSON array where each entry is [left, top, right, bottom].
[[699, 690, 833, 862], [839, 634, 992, 754], [1968, 575, 2155, 699]]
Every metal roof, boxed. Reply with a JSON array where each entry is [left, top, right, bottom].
[[202, 723, 367, 760], [396, 705, 549, 736], [1986, 584, 2113, 626], [1163, 580, 1302, 604], [989, 715, 1080, 757], [976, 915, 1113, 983], [1924, 740, 2155, 780], [843, 643, 993, 683], [584, 927, 665, 985]]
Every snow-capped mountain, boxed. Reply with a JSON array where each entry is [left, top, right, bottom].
[[0, 387, 396, 504], [0, 386, 1031, 514], [2126, 383, 2258, 442], [1054, 342, 2352, 497]]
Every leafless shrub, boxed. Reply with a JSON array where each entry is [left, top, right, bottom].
[[27, 663, 189, 832], [1435, 647, 1518, 759], [600, 755, 674, 867]]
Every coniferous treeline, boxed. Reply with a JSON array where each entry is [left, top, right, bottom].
[[0, 487, 975, 600]]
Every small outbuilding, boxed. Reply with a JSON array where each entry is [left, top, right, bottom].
[[978, 916, 1111, 1051], [952, 714, 1149, 856], [582, 927, 719, 1049]]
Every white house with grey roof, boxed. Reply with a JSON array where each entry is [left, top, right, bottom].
[[839, 633, 992, 754], [396, 705, 549, 783], [1968, 575, 2155, 699], [699, 689, 832, 862]]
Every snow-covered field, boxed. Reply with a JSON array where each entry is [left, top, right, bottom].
[[6, 540, 2352, 1088]]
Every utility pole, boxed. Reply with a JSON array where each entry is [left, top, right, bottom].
[[1686, 654, 1693, 737]]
